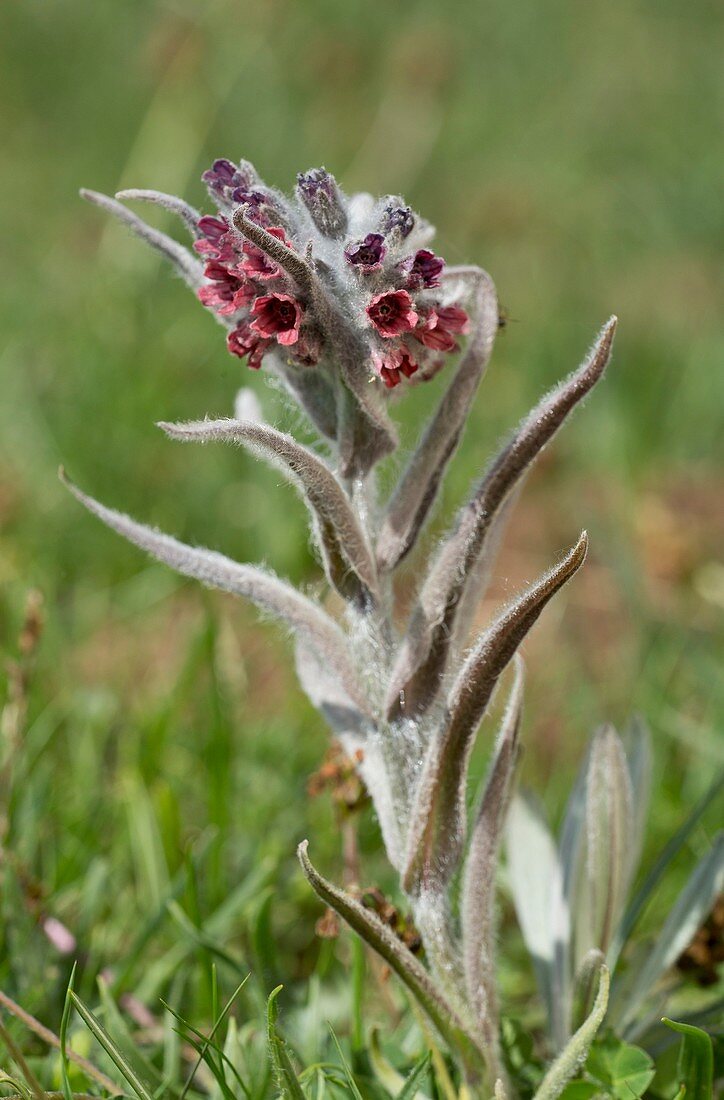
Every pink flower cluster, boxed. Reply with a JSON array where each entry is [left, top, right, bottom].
[[194, 158, 471, 387]]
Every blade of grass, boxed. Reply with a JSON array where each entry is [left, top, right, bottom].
[[69, 990, 155, 1100], [328, 1026, 364, 1100], [178, 973, 249, 1100], [396, 1052, 432, 1100], [60, 963, 78, 1100], [0, 990, 120, 1095]]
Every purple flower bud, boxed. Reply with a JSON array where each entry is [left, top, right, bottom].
[[297, 167, 348, 238], [402, 248, 445, 289], [344, 233, 387, 273], [202, 158, 258, 202], [382, 200, 415, 238]]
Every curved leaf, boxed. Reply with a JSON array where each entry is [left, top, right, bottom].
[[403, 533, 587, 895], [60, 469, 366, 713], [387, 319, 615, 720], [158, 417, 378, 606], [80, 189, 203, 289]]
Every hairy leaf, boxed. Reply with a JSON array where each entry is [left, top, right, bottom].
[[61, 469, 366, 712], [158, 417, 378, 606], [575, 726, 634, 967], [266, 987, 305, 1100], [403, 533, 587, 895], [115, 188, 201, 238], [533, 966, 609, 1100], [80, 189, 203, 289], [296, 842, 486, 1083], [461, 659, 523, 1085], [387, 319, 616, 720]]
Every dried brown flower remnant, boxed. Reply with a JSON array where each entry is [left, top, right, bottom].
[[359, 886, 423, 956], [307, 743, 368, 813]]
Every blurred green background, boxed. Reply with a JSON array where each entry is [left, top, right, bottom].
[[0, 0, 722, 1041]]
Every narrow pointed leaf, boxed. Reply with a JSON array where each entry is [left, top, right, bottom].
[[624, 716, 653, 873], [533, 966, 610, 1100], [266, 987, 305, 1100], [61, 469, 366, 712], [158, 417, 378, 605], [376, 266, 498, 570], [396, 1052, 432, 1100], [619, 833, 724, 1029], [80, 189, 203, 289], [506, 794, 565, 1025], [69, 990, 154, 1100], [575, 726, 634, 966], [462, 659, 523, 1053], [115, 188, 201, 238], [387, 319, 615, 720], [613, 770, 724, 964], [403, 533, 587, 894], [297, 842, 486, 1080]]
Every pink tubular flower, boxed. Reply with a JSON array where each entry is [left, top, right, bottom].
[[194, 215, 230, 258], [240, 226, 292, 280], [227, 322, 271, 369], [372, 347, 418, 389], [415, 304, 470, 351], [366, 290, 418, 339], [250, 293, 303, 346], [197, 261, 255, 316], [404, 248, 445, 289], [344, 233, 387, 272]]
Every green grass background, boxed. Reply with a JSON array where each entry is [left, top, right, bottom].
[[0, 0, 722, 1077]]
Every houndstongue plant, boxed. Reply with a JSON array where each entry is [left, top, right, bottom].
[[68, 158, 629, 1094]]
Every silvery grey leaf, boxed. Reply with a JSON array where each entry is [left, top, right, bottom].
[[233, 211, 398, 478], [461, 658, 523, 1080], [60, 468, 365, 711], [409, 891, 470, 1025], [115, 188, 202, 238], [506, 793, 565, 1029], [611, 770, 724, 969], [449, 486, 520, 665], [553, 736, 593, 1045], [296, 842, 487, 1083], [402, 533, 587, 895], [376, 265, 498, 572], [617, 833, 724, 1032], [158, 417, 378, 607], [386, 318, 616, 721], [533, 966, 609, 1100], [274, 358, 339, 441], [624, 715, 653, 881], [80, 189, 204, 290], [574, 726, 634, 967]]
